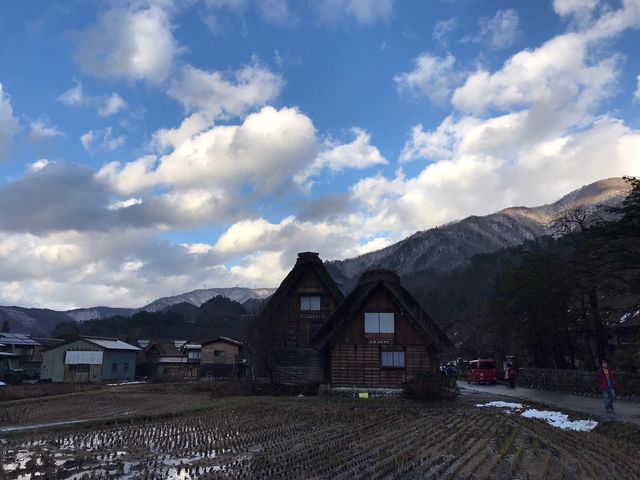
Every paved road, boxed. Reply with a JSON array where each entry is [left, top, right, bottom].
[[458, 380, 640, 425]]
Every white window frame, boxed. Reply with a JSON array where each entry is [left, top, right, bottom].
[[364, 312, 395, 334], [300, 295, 321, 311]]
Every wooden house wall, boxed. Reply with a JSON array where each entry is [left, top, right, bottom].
[[269, 269, 338, 349], [329, 286, 437, 388], [201, 341, 240, 364], [268, 268, 338, 384]]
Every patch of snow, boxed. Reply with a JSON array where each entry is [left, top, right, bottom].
[[521, 409, 598, 432], [620, 312, 631, 323], [0, 381, 6, 386], [106, 381, 147, 386], [634, 310, 640, 317], [475, 401, 524, 409]]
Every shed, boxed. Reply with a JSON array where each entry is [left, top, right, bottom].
[[257, 252, 345, 385], [312, 269, 454, 388], [40, 336, 140, 383]]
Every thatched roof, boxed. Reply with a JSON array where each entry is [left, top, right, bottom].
[[259, 252, 345, 321], [311, 268, 454, 353]]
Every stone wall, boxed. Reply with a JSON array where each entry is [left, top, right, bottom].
[[517, 368, 640, 400]]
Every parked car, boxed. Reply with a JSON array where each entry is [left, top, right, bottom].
[[466, 359, 497, 384]]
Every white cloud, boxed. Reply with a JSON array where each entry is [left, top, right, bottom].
[[636, 74, 640, 101], [59, 82, 128, 117], [433, 18, 459, 46], [28, 159, 50, 173], [74, 3, 180, 83], [107, 197, 143, 211], [100, 106, 316, 195], [452, 33, 619, 117], [295, 127, 386, 185], [553, 0, 599, 17], [394, 53, 460, 106], [167, 61, 283, 120], [313, 0, 395, 25], [0, 83, 20, 157], [27, 120, 64, 142], [475, 9, 521, 49], [98, 93, 128, 117], [57, 81, 88, 106], [81, 127, 126, 152]]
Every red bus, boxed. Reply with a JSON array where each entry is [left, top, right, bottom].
[[466, 359, 497, 384]]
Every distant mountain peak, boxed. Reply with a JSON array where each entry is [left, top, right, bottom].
[[327, 177, 631, 287]]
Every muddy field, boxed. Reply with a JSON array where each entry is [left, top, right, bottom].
[[0, 383, 213, 428], [2, 391, 639, 479]]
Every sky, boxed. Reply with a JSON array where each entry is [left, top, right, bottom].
[[0, 0, 639, 309]]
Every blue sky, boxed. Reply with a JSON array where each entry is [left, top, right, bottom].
[[0, 0, 639, 309]]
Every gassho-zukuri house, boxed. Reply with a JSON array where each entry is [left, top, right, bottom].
[[258, 252, 454, 389]]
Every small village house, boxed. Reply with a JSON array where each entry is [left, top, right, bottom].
[[136, 340, 200, 380], [312, 269, 454, 388], [0, 333, 42, 379], [40, 336, 140, 383], [257, 252, 344, 385], [200, 336, 243, 378]]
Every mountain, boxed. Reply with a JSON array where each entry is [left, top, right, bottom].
[[1, 287, 274, 336], [138, 287, 274, 312], [326, 178, 630, 290]]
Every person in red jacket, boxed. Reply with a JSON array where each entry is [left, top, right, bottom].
[[595, 360, 617, 413]]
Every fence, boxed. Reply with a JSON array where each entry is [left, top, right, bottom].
[[517, 367, 640, 400]]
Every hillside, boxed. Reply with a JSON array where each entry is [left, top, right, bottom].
[[327, 178, 629, 289]]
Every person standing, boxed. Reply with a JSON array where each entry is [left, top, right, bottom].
[[505, 363, 516, 389], [596, 360, 617, 413]]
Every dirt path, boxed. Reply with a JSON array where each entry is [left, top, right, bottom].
[[458, 380, 640, 425]]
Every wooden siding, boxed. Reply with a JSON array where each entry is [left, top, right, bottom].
[[329, 286, 437, 388], [269, 268, 337, 384], [201, 341, 240, 364]]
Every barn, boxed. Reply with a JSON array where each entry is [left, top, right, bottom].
[[40, 336, 140, 383], [257, 252, 344, 385], [311, 269, 454, 388]]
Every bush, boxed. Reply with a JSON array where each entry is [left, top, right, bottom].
[[403, 373, 458, 401]]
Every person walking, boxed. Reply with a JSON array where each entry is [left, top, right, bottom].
[[505, 363, 516, 389], [596, 360, 617, 413]]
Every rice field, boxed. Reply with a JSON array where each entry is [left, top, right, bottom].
[[1, 394, 639, 479]]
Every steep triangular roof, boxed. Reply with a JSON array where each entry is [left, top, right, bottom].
[[259, 252, 345, 321], [311, 269, 454, 353]]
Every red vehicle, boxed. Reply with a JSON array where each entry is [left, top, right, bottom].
[[466, 359, 497, 384]]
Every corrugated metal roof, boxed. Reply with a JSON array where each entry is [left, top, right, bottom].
[[83, 338, 140, 351], [0, 333, 41, 346]]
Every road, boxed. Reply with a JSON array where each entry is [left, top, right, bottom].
[[458, 380, 640, 426]]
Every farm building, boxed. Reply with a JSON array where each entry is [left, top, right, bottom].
[[200, 337, 243, 378], [312, 269, 454, 388], [135, 340, 200, 380], [257, 252, 344, 385], [40, 336, 140, 383]]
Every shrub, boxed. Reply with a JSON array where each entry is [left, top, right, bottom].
[[403, 373, 458, 401]]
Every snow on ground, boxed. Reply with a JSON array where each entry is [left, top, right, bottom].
[[475, 401, 598, 432], [521, 409, 599, 431], [106, 381, 147, 386], [475, 401, 524, 409], [0, 381, 6, 386]]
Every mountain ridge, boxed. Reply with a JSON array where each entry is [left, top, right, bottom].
[[1, 177, 630, 335]]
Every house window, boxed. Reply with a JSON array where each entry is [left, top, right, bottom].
[[112, 363, 118, 372], [188, 351, 200, 360], [123, 362, 129, 373], [214, 350, 226, 357], [364, 312, 395, 334], [300, 295, 321, 311], [381, 351, 405, 368]]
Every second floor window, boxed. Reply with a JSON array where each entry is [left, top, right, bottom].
[[364, 312, 395, 334], [300, 295, 321, 311]]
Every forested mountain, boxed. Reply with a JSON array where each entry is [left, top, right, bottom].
[[326, 178, 629, 291], [52, 295, 253, 342]]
